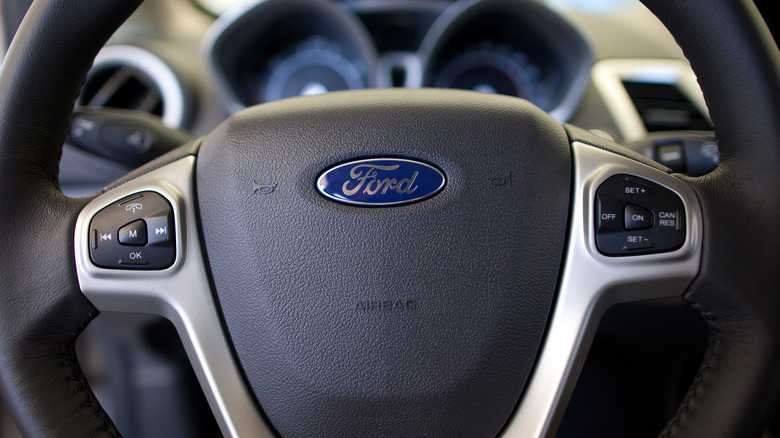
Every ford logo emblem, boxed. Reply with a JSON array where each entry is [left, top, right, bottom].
[[316, 158, 446, 207]]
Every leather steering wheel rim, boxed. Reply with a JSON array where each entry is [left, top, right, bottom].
[[0, 0, 778, 436]]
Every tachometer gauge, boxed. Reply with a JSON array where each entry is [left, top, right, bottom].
[[264, 38, 367, 103], [433, 44, 539, 100]]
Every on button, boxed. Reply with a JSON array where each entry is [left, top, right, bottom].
[[624, 204, 653, 230]]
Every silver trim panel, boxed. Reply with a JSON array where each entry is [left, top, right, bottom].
[[75, 142, 701, 437], [501, 142, 701, 436], [591, 58, 710, 142], [376, 52, 423, 89], [75, 157, 273, 438]]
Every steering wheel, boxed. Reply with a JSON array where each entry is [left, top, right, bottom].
[[1, 0, 779, 436]]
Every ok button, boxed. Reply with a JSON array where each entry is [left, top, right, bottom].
[[624, 204, 654, 230]]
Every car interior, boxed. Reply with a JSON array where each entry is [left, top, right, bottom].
[[0, 0, 778, 437]]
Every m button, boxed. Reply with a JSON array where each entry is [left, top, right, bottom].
[[118, 219, 147, 246]]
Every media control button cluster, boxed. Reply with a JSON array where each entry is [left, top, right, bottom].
[[89, 192, 175, 269], [595, 174, 685, 256]]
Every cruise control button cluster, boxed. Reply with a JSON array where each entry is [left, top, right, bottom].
[[595, 174, 685, 256], [89, 192, 175, 269]]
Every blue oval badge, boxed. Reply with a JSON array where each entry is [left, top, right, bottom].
[[316, 158, 446, 207]]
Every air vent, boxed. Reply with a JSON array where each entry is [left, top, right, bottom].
[[80, 65, 163, 117], [591, 59, 711, 141], [621, 81, 712, 132], [79, 45, 186, 128]]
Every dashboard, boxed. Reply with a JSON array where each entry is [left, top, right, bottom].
[[51, 0, 714, 199]]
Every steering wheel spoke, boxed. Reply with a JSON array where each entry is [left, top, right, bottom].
[[74, 155, 272, 437], [503, 140, 702, 436]]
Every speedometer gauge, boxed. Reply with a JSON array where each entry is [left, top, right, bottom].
[[433, 44, 539, 100], [264, 38, 366, 103]]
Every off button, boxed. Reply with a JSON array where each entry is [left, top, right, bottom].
[[597, 194, 623, 232], [624, 204, 653, 230]]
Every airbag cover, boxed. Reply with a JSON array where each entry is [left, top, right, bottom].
[[196, 89, 570, 437]]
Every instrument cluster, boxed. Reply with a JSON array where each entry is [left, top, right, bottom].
[[205, 0, 592, 121]]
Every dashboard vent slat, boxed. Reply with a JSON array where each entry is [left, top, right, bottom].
[[622, 81, 712, 132], [81, 65, 164, 118], [77, 45, 186, 128]]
